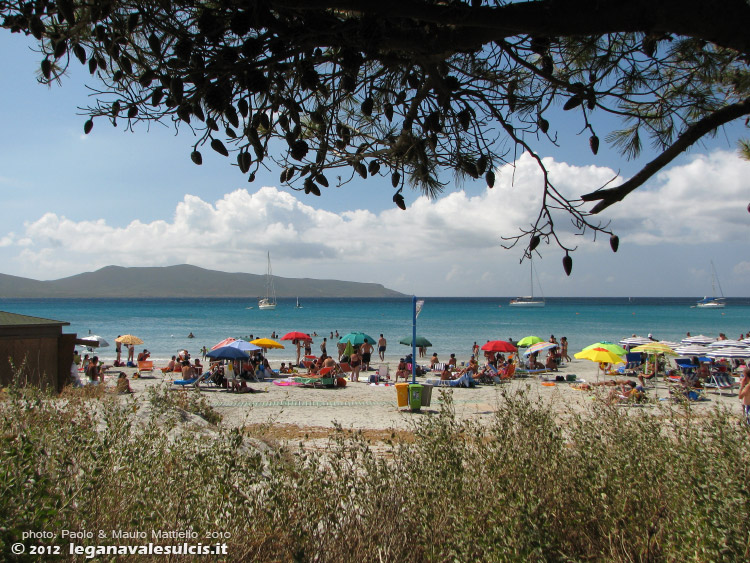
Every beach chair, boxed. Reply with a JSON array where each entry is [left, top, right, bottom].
[[625, 353, 643, 371], [374, 364, 390, 382], [432, 362, 446, 372], [338, 362, 352, 377], [137, 360, 154, 376]]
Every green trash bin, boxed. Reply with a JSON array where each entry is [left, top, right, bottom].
[[408, 383, 423, 411]]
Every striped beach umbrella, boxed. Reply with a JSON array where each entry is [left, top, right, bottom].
[[708, 339, 748, 348], [619, 336, 651, 347], [706, 346, 750, 359], [523, 341, 558, 357], [681, 334, 716, 345], [674, 344, 711, 356]]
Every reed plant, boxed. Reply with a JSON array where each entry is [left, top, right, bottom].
[[1, 382, 749, 562]]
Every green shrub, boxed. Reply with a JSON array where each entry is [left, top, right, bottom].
[[1, 383, 748, 561]]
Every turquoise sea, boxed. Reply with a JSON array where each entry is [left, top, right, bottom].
[[2, 297, 749, 365]]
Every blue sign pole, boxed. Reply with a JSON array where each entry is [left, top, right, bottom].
[[412, 295, 417, 384]]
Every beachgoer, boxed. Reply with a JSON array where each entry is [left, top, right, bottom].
[[545, 355, 559, 372], [395, 358, 409, 383], [739, 368, 750, 425], [320, 337, 327, 357], [304, 339, 312, 357], [560, 336, 571, 362], [472, 342, 479, 358], [193, 358, 202, 373], [201, 346, 208, 360], [360, 340, 374, 371], [448, 354, 457, 367], [127, 344, 135, 364], [162, 356, 177, 373], [116, 372, 133, 394], [115, 336, 122, 364], [337, 340, 346, 361], [188, 332, 194, 338], [430, 353, 439, 368], [181, 360, 196, 380], [294, 339, 302, 366], [86, 356, 102, 383], [378, 334, 386, 361], [418, 345, 426, 358], [350, 349, 362, 382], [323, 355, 336, 369], [467, 355, 479, 374], [137, 349, 150, 362]]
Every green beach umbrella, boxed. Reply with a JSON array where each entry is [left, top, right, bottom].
[[517, 335, 544, 348], [343, 341, 354, 357], [338, 332, 376, 346], [399, 335, 433, 348], [582, 341, 627, 356]]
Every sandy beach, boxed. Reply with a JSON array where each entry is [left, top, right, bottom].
[[96, 358, 746, 433]]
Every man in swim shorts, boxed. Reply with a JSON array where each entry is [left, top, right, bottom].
[[378, 334, 386, 361], [360, 340, 374, 371]]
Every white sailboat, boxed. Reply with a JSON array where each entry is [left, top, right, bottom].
[[695, 261, 726, 308], [509, 259, 545, 307], [258, 252, 277, 310], [295, 297, 302, 309]]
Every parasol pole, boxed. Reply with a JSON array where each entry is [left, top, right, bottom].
[[412, 296, 417, 384]]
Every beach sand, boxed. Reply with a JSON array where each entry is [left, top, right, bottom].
[[99, 359, 745, 434]]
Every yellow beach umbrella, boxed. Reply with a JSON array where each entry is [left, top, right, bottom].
[[250, 338, 285, 350], [115, 334, 143, 345], [574, 347, 624, 382], [630, 342, 678, 355]]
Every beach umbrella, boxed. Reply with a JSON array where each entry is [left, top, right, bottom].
[[80, 334, 109, 348], [619, 336, 651, 347], [631, 342, 678, 356], [574, 347, 624, 381], [224, 339, 262, 352], [675, 344, 711, 356], [516, 335, 544, 348], [206, 346, 250, 361], [281, 331, 312, 342], [338, 332, 376, 346], [481, 340, 517, 353], [251, 338, 285, 350], [706, 346, 750, 359], [523, 341, 558, 356], [708, 339, 748, 348], [574, 347, 625, 364], [583, 342, 627, 356], [399, 335, 432, 348], [114, 334, 142, 346], [657, 340, 681, 349], [211, 337, 237, 350], [680, 334, 716, 345]]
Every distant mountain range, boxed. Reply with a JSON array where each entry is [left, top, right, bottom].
[[0, 265, 406, 299]]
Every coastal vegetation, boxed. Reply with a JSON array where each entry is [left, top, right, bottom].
[[2, 379, 749, 561], [2, 1, 749, 269]]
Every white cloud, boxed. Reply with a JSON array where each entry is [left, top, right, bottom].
[[1, 150, 748, 296]]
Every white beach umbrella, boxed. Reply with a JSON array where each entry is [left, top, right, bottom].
[[742, 338, 750, 346], [80, 335, 109, 348], [657, 340, 681, 348], [681, 334, 716, 345], [706, 346, 750, 359], [674, 344, 711, 356]]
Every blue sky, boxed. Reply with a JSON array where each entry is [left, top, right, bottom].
[[1, 32, 749, 297]]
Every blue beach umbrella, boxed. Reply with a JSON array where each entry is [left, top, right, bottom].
[[206, 346, 250, 361], [338, 332, 376, 346]]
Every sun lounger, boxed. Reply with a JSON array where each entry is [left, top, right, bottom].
[[292, 367, 339, 388], [137, 360, 154, 376]]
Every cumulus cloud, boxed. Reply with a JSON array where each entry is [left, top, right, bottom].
[[2, 149, 748, 295]]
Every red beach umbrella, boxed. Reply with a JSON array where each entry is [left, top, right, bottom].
[[211, 337, 237, 350], [481, 340, 518, 353], [281, 331, 312, 342]]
